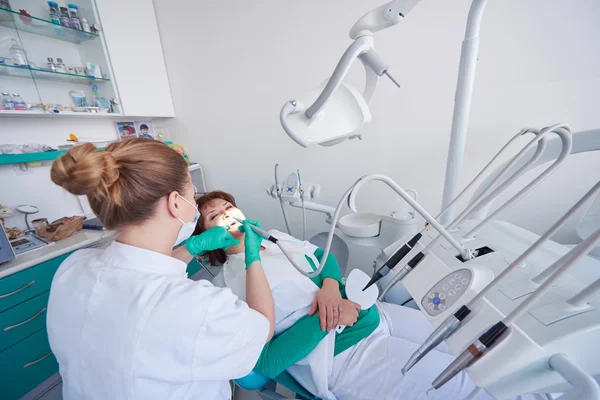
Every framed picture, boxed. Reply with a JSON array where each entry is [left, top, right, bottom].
[[136, 120, 155, 139], [116, 122, 137, 141]]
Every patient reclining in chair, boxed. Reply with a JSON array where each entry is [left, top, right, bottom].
[[194, 191, 551, 400]]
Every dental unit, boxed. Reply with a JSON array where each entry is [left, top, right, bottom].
[[401, 182, 600, 376], [432, 229, 600, 392], [272, 0, 600, 397]]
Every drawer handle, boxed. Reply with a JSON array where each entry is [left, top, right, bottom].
[[4, 308, 47, 332], [0, 281, 36, 299], [23, 351, 52, 369]]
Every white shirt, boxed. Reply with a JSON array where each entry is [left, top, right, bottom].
[[47, 241, 269, 400]]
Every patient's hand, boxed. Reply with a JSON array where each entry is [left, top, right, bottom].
[[309, 278, 343, 332], [338, 300, 360, 327]]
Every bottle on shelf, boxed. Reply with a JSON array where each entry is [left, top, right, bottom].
[[12, 93, 26, 110], [59, 7, 70, 27], [81, 18, 90, 32], [68, 4, 82, 30], [55, 58, 67, 73], [8, 39, 27, 66], [47, 57, 56, 71], [2, 92, 14, 110], [0, 0, 12, 11], [48, 1, 60, 24], [91, 84, 99, 106]]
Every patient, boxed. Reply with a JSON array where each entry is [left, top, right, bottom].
[[193, 191, 551, 400]]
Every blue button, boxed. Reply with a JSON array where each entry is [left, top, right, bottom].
[[433, 297, 440, 305]]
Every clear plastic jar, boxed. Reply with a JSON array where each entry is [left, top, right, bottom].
[[12, 93, 26, 110], [2, 92, 14, 110]]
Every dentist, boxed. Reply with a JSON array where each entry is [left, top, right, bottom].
[[48, 138, 275, 400]]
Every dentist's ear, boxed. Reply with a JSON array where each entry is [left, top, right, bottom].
[[166, 191, 182, 219]]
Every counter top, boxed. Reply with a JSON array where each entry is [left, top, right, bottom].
[[0, 230, 115, 279]]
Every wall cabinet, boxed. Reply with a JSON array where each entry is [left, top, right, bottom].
[[0, 0, 174, 117]]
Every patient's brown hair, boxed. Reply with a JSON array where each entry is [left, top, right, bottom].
[[193, 191, 237, 266]]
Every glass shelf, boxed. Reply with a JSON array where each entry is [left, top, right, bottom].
[[0, 63, 110, 84], [0, 8, 99, 44]]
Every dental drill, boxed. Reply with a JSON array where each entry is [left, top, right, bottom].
[[375, 124, 572, 298], [431, 228, 600, 390], [400, 180, 600, 375], [363, 125, 554, 292]]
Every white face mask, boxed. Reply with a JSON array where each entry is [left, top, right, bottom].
[[174, 194, 200, 247]]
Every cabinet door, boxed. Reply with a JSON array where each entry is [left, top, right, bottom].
[[94, 0, 174, 117]]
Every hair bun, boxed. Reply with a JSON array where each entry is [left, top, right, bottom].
[[50, 143, 120, 197]]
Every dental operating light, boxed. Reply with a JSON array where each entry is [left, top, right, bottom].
[[280, 0, 421, 148]]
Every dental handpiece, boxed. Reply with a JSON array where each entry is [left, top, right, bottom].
[[377, 251, 426, 301], [232, 217, 277, 244], [432, 321, 508, 390], [401, 306, 471, 375], [363, 233, 422, 291]]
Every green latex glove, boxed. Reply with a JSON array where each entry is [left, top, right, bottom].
[[238, 220, 263, 269], [185, 226, 240, 255]]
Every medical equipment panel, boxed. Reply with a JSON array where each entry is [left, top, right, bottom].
[[422, 269, 472, 316]]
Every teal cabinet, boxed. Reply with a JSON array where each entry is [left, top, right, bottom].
[[0, 253, 71, 399], [0, 328, 58, 400], [0, 253, 69, 313], [0, 291, 50, 352]]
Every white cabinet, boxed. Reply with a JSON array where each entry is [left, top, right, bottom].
[[95, 0, 174, 117], [0, 0, 173, 117]]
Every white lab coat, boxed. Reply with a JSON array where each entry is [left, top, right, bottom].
[[47, 241, 269, 400]]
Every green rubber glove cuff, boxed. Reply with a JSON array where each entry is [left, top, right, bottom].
[[245, 254, 261, 270]]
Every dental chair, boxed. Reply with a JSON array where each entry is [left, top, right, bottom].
[[188, 232, 350, 399], [233, 232, 349, 399]]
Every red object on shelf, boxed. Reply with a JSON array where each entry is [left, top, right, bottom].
[[18, 9, 32, 22]]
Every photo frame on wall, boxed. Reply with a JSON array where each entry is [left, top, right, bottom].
[[116, 122, 137, 141], [136, 121, 155, 139]]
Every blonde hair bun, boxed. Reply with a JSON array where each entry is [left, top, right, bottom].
[[51, 143, 119, 198]]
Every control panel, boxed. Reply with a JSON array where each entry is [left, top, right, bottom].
[[421, 268, 473, 317]]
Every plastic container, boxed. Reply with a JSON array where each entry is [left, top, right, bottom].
[[2, 92, 14, 110], [12, 94, 26, 110], [81, 18, 90, 32], [8, 40, 27, 66], [55, 58, 67, 73], [67, 4, 79, 18], [59, 7, 70, 27], [67, 4, 81, 29], [47, 57, 56, 71], [0, 0, 12, 11], [70, 16, 82, 30], [48, 1, 59, 24]]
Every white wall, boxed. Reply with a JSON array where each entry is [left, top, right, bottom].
[[0, 117, 118, 230], [153, 0, 600, 271]]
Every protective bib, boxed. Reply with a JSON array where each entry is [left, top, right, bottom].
[[223, 231, 320, 326], [221, 231, 337, 399]]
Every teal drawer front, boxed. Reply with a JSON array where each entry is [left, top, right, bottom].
[[0, 252, 71, 313], [0, 328, 58, 400], [0, 291, 50, 352]]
